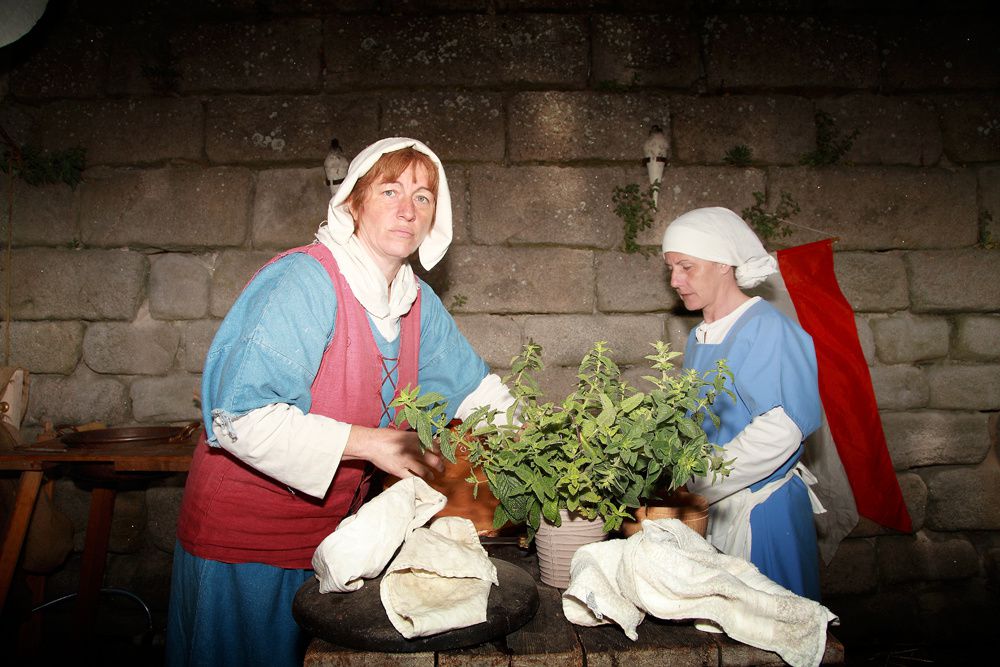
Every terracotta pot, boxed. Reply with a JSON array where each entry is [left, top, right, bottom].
[[620, 491, 709, 538], [534, 509, 607, 588]]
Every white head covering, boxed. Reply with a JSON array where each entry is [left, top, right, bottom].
[[661, 207, 777, 289], [323, 136, 453, 270], [314, 137, 452, 341]]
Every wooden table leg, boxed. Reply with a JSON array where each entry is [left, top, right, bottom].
[[72, 485, 117, 641], [0, 470, 44, 611]]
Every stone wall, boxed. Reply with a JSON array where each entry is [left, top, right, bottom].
[[1, 0, 997, 651]]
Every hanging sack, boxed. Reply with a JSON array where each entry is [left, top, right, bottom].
[[0, 367, 74, 574]]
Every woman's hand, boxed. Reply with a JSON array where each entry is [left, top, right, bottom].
[[342, 425, 444, 480]]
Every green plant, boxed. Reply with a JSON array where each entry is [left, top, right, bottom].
[[395, 341, 734, 541], [724, 144, 753, 166], [450, 294, 468, 309], [741, 191, 801, 243], [1, 144, 86, 188], [978, 210, 999, 250], [612, 181, 660, 254], [800, 110, 859, 167]]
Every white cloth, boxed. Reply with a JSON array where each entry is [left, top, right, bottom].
[[661, 207, 777, 288], [312, 477, 446, 593], [380, 516, 498, 638], [562, 519, 837, 667], [707, 463, 825, 561]]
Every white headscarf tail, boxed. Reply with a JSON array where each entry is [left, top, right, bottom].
[[661, 207, 777, 289]]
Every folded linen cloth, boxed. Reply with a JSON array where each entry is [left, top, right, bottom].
[[312, 476, 446, 593], [562, 519, 837, 667], [380, 516, 498, 638]]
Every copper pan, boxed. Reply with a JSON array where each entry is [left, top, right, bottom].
[[59, 421, 201, 448]]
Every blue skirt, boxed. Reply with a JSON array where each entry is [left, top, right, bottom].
[[166, 542, 314, 667], [749, 475, 822, 601]]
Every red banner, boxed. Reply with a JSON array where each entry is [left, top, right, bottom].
[[777, 239, 912, 533]]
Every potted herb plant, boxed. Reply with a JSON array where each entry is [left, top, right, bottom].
[[393, 340, 733, 586]]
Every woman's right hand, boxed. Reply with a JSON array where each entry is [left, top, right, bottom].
[[342, 425, 444, 480]]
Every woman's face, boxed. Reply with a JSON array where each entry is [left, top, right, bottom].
[[353, 162, 436, 280], [664, 251, 732, 313]]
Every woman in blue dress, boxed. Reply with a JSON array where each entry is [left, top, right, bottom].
[[167, 138, 516, 666], [661, 207, 824, 601]]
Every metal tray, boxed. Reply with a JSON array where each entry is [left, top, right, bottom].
[[59, 422, 200, 447]]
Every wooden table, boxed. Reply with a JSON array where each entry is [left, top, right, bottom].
[[0, 439, 195, 640], [304, 549, 846, 667]]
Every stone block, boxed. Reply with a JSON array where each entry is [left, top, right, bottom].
[[924, 462, 1000, 530], [8, 321, 84, 375], [468, 166, 625, 249], [898, 472, 927, 532], [383, 93, 504, 162], [532, 364, 579, 405], [437, 247, 594, 314], [591, 13, 700, 88], [206, 95, 379, 164], [636, 167, 766, 247], [769, 167, 978, 251], [869, 365, 929, 410], [9, 16, 107, 99], [80, 167, 252, 249], [703, 15, 878, 90], [452, 315, 524, 370], [954, 315, 1000, 361], [83, 318, 181, 375], [907, 249, 1000, 312], [172, 19, 322, 93], [179, 319, 221, 374], [819, 538, 876, 597], [915, 579, 1000, 644], [877, 531, 980, 585], [980, 166, 1000, 239], [446, 167, 469, 245], [35, 98, 203, 166], [882, 411, 993, 470], [855, 315, 875, 365], [816, 95, 942, 166], [251, 168, 331, 250], [324, 14, 587, 89], [150, 254, 212, 320], [147, 486, 187, 553], [666, 316, 699, 361], [522, 314, 666, 366], [672, 95, 815, 166], [209, 250, 275, 317], [26, 371, 130, 427], [831, 251, 908, 313], [5, 249, 147, 321], [882, 17, 1000, 91], [0, 179, 78, 247], [131, 374, 203, 422], [108, 490, 146, 554], [509, 92, 669, 162], [596, 251, 678, 314], [926, 364, 1000, 411], [821, 589, 920, 646], [871, 313, 950, 364], [937, 95, 1000, 163]]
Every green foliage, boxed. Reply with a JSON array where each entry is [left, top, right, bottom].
[[390, 386, 462, 465], [978, 210, 999, 250], [800, 110, 859, 167], [450, 294, 468, 309], [612, 181, 660, 254], [741, 191, 801, 243], [2, 145, 87, 188], [724, 144, 753, 166], [394, 341, 734, 543]]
